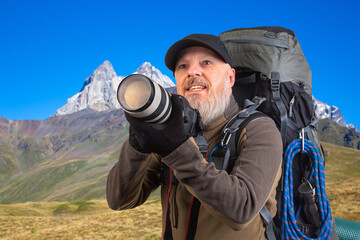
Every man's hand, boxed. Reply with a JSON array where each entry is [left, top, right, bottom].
[[125, 94, 188, 156]]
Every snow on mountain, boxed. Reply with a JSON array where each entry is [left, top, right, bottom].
[[54, 61, 123, 116], [313, 96, 358, 132], [134, 62, 175, 88], [54, 61, 175, 116]]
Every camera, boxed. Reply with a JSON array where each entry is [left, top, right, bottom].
[[117, 74, 202, 137]]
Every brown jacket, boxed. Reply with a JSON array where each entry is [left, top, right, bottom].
[[106, 96, 283, 239]]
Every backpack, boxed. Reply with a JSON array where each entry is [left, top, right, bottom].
[[216, 27, 334, 239]]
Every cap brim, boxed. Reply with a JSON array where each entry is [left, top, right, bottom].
[[165, 39, 221, 72]]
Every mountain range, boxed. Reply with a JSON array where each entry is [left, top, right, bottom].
[[54, 60, 357, 132], [313, 98, 357, 131], [0, 61, 358, 204]]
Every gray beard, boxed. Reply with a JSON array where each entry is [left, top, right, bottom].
[[187, 80, 230, 126]]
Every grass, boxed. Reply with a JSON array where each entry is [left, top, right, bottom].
[[52, 200, 96, 214], [321, 141, 360, 221], [0, 199, 162, 240]]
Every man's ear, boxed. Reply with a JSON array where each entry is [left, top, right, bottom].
[[229, 67, 235, 88], [227, 67, 235, 96]]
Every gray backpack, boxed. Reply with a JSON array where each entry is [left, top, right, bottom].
[[218, 27, 335, 239]]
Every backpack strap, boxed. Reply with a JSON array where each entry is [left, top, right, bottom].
[[270, 72, 288, 146], [260, 206, 278, 240], [220, 98, 280, 240]]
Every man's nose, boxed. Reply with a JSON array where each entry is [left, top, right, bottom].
[[187, 63, 202, 77]]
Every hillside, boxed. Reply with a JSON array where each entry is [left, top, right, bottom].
[[0, 109, 128, 203], [319, 119, 360, 149]]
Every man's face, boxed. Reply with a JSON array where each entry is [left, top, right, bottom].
[[174, 46, 235, 124]]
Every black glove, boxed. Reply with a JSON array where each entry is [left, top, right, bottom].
[[125, 94, 188, 156]]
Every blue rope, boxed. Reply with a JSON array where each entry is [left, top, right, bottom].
[[281, 138, 332, 240]]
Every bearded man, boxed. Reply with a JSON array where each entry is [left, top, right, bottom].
[[106, 34, 283, 239]]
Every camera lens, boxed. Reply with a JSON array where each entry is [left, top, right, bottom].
[[117, 74, 172, 124], [118, 75, 152, 111]]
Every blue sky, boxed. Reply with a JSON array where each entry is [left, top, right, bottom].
[[1, 0, 359, 130]]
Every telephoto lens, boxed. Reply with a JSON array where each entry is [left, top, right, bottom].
[[117, 74, 172, 124]]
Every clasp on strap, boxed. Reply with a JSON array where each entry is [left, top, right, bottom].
[[299, 128, 305, 153], [221, 127, 239, 147]]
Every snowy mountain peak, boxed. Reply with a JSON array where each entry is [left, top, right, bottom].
[[54, 61, 175, 116], [313, 96, 357, 131], [79, 61, 117, 92], [134, 62, 175, 88], [137, 62, 153, 70], [54, 61, 123, 116]]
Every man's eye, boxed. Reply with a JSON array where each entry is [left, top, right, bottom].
[[178, 64, 187, 69], [203, 60, 211, 65]]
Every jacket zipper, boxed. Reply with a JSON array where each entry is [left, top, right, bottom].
[[289, 94, 296, 118]]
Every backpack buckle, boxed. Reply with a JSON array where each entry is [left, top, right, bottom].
[[221, 127, 239, 147], [271, 72, 280, 92]]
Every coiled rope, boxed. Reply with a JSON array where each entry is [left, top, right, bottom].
[[281, 138, 332, 240]]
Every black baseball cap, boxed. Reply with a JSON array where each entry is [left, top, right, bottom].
[[165, 34, 232, 72]]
